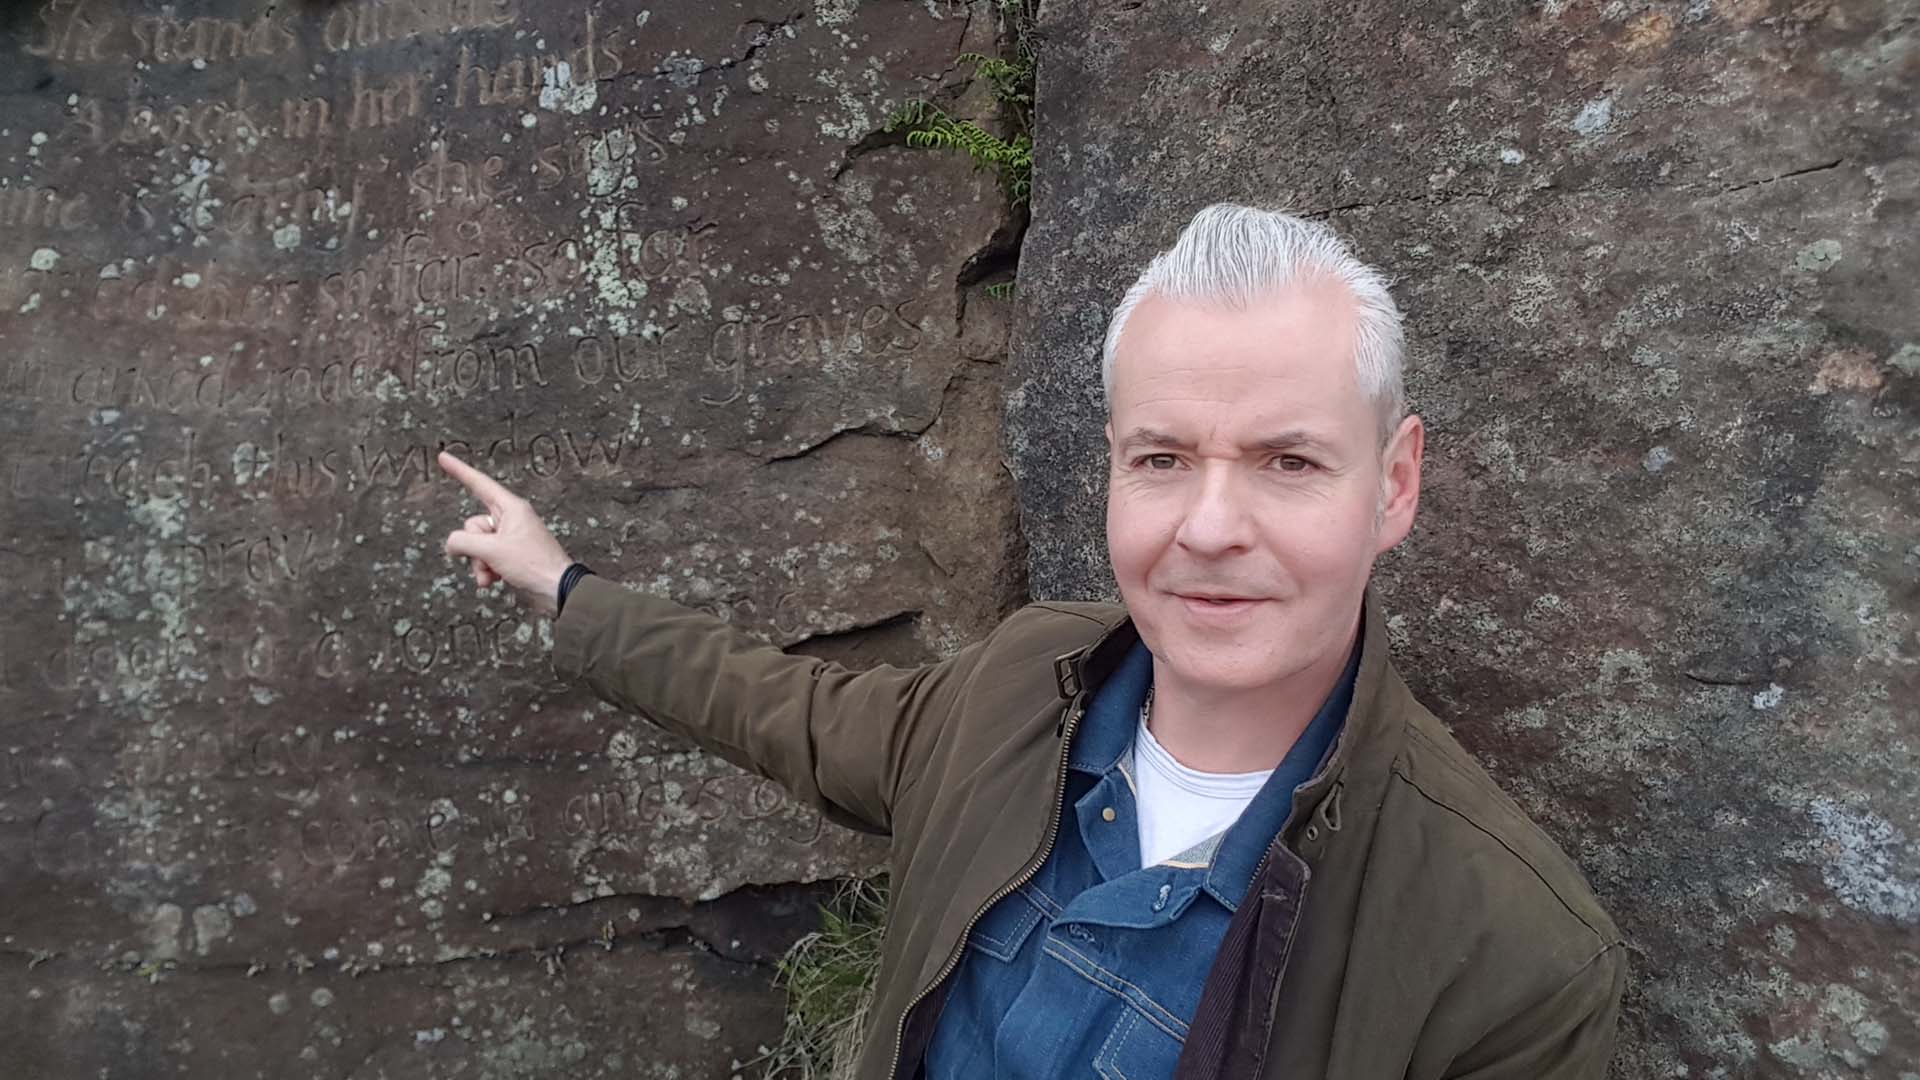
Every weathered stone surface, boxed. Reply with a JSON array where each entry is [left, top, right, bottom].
[[0, 0, 1020, 1073], [0, 899, 811, 1078], [1009, 1, 1917, 1075]]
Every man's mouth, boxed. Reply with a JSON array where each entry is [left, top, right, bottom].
[[1174, 593, 1267, 614]]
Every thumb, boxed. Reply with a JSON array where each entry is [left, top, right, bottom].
[[446, 529, 503, 564]]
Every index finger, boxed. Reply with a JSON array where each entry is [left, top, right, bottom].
[[437, 451, 516, 514]]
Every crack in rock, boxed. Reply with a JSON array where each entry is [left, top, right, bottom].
[[644, 9, 809, 87], [784, 608, 922, 650], [1712, 158, 1847, 197], [1306, 159, 1851, 218], [766, 417, 933, 463]]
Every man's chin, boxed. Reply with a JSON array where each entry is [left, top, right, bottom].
[[1159, 657, 1285, 696], [1154, 620, 1297, 667]]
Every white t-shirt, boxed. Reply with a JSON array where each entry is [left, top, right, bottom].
[[1131, 714, 1273, 867]]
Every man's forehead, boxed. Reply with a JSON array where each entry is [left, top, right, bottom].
[[1110, 353, 1366, 424]]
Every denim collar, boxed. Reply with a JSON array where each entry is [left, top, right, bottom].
[[1066, 634, 1361, 912], [1067, 639, 1154, 776]]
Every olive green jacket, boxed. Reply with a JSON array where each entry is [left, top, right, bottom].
[[554, 576, 1626, 1079]]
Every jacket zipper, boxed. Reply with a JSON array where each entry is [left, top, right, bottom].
[[885, 694, 1087, 1080]]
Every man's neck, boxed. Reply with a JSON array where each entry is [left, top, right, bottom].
[[1144, 623, 1359, 774]]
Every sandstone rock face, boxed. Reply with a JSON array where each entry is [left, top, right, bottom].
[[1008, 1, 1917, 1075], [0, 0, 1020, 1074]]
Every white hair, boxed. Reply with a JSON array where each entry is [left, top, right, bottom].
[[1101, 203, 1407, 443]]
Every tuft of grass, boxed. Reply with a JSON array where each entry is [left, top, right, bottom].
[[751, 877, 890, 1080]]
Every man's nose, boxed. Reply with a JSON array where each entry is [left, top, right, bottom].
[[1173, 463, 1254, 556]]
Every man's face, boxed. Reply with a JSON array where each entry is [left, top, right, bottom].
[[1105, 282, 1423, 696]]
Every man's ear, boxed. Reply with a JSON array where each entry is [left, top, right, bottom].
[[1375, 414, 1425, 554]]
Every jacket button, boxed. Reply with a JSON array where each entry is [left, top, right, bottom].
[[1101, 807, 1116, 822], [1305, 825, 1320, 842]]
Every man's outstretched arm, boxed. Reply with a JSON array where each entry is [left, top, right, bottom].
[[437, 451, 978, 835]]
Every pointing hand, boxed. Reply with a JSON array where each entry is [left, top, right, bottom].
[[438, 451, 575, 617]]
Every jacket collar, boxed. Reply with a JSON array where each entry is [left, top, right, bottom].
[[1050, 586, 1404, 849], [1051, 616, 1137, 703]]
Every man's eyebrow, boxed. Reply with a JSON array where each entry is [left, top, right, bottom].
[[1117, 427, 1186, 450], [1117, 427, 1334, 453], [1246, 430, 1332, 452]]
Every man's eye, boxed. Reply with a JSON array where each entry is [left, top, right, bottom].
[[1143, 454, 1179, 470], [1274, 455, 1313, 473]]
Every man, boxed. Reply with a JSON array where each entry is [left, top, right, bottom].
[[440, 203, 1626, 1079]]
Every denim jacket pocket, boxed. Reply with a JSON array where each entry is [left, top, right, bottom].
[[1092, 1006, 1184, 1080], [966, 885, 1046, 963]]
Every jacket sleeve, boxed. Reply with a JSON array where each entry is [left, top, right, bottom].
[[551, 574, 985, 836], [1442, 943, 1628, 1080]]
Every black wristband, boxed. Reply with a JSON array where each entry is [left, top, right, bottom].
[[556, 562, 595, 616]]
